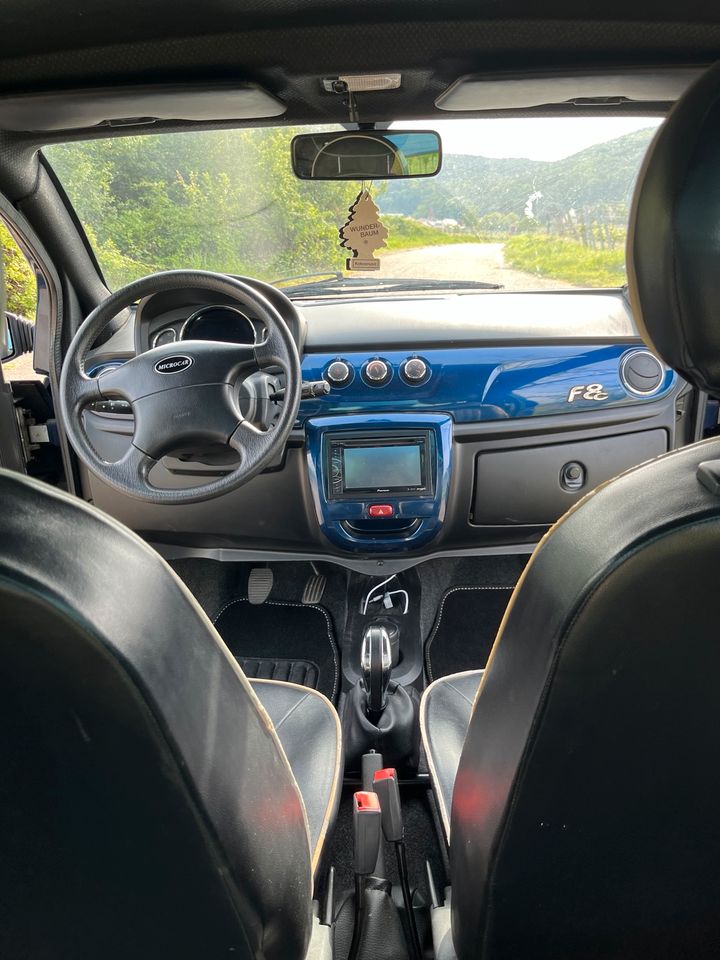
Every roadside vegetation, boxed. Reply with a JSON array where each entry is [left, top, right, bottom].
[[382, 215, 481, 252], [503, 233, 626, 287], [2, 223, 36, 315]]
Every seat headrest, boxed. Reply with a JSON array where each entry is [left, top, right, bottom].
[[628, 61, 720, 396]]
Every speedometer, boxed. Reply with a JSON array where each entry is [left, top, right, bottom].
[[180, 305, 256, 344]]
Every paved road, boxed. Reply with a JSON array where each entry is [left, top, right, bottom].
[[379, 242, 574, 291], [3, 351, 41, 382]]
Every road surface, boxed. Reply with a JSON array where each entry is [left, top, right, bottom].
[[378, 242, 574, 291], [3, 350, 40, 382]]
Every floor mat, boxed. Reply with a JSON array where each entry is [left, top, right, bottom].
[[213, 598, 340, 702], [425, 586, 513, 682], [237, 658, 319, 688]]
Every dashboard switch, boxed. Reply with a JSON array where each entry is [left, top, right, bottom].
[[401, 356, 429, 384], [368, 504, 394, 518], [363, 358, 391, 386], [326, 359, 352, 386]]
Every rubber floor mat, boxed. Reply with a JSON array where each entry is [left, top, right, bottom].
[[237, 657, 319, 688], [213, 598, 339, 702], [425, 586, 513, 681]]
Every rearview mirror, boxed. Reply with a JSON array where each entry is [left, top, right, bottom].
[[291, 130, 442, 180]]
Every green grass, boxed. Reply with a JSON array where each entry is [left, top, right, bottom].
[[381, 215, 481, 253], [503, 233, 626, 288]]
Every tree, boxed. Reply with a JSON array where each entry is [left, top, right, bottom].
[[1, 224, 36, 317], [46, 128, 357, 287]]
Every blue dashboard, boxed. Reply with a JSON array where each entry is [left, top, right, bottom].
[[298, 344, 675, 424], [85, 290, 685, 563], [300, 343, 676, 552]]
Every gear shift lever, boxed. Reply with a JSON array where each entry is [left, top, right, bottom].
[[361, 624, 392, 720]]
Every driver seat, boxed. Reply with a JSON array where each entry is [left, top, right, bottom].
[[0, 469, 341, 960], [421, 62, 720, 960]]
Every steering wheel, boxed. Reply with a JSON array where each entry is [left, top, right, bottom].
[[59, 271, 302, 504]]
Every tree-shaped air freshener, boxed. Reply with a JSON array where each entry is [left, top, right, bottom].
[[339, 189, 389, 271]]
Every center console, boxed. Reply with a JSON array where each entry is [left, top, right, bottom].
[[305, 413, 453, 552]]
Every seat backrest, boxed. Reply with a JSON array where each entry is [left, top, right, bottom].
[[450, 61, 720, 960], [0, 470, 312, 960], [451, 438, 720, 960]]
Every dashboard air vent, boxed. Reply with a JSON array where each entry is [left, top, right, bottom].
[[620, 350, 664, 396]]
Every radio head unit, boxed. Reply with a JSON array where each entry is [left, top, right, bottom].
[[327, 432, 434, 499]]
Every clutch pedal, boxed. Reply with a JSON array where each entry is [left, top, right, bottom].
[[248, 567, 274, 605]]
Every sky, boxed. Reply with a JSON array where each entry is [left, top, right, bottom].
[[397, 117, 663, 162]]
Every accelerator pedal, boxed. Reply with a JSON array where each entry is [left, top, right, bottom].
[[303, 563, 326, 605], [248, 567, 274, 605]]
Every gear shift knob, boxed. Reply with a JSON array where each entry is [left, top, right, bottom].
[[361, 624, 392, 718]]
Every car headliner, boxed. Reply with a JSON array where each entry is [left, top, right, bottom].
[[0, 0, 716, 147]]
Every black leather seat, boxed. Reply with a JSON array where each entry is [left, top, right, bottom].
[[421, 61, 720, 960], [420, 670, 481, 839], [0, 470, 341, 960]]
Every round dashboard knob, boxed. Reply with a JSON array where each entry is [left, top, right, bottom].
[[363, 358, 390, 385], [402, 357, 428, 383], [326, 359, 352, 386]]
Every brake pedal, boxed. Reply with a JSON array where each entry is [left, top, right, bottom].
[[302, 564, 326, 605], [248, 567, 274, 605]]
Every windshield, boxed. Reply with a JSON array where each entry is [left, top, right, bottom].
[[45, 116, 661, 296]]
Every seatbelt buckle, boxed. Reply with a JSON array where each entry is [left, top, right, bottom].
[[373, 767, 404, 842], [352, 791, 382, 876]]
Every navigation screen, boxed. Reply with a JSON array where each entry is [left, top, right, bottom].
[[343, 443, 423, 491]]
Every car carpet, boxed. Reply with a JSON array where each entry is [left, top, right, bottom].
[[424, 585, 514, 682], [212, 597, 340, 703]]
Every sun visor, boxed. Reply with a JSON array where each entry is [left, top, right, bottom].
[[0, 82, 286, 131], [436, 67, 705, 112]]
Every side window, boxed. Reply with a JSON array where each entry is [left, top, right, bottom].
[[0, 222, 39, 381]]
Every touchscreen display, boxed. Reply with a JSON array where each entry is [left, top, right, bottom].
[[342, 443, 423, 491]]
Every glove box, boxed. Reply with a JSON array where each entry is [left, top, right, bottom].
[[472, 429, 666, 525]]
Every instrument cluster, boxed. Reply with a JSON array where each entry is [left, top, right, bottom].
[[150, 304, 258, 348]]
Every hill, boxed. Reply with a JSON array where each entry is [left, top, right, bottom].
[[380, 127, 657, 232]]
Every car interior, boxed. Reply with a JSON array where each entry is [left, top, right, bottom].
[[3, 2, 720, 958]]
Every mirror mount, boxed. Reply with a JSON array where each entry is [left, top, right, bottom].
[[325, 79, 361, 124], [345, 90, 360, 125]]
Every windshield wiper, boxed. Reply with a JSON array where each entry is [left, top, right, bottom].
[[272, 273, 503, 297], [272, 271, 345, 288]]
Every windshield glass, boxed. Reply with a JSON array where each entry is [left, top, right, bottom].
[[45, 116, 661, 296]]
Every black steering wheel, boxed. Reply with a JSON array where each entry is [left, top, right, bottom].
[[59, 271, 302, 504]]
